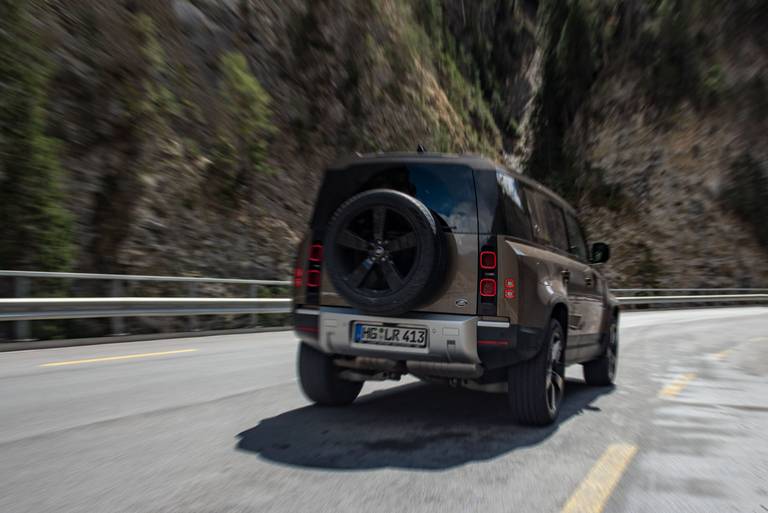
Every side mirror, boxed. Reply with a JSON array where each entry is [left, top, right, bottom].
[[591, 242, 610, 264]]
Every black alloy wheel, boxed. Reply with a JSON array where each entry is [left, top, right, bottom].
[[325, 189, 445, 315], [508, 318, 566, 425], [583, 317, 619, 386], [546, 326, 566, 415], [334, 205, 418, 294]]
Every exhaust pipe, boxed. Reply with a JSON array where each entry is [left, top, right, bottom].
[[406, 361, 483, 379], [334, 357, 404, 372]]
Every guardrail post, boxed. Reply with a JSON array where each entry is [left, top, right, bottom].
[[250, 284, 259, 327], [14, 277, 31, 340], [187, 283, 197, 331], [110, 280, 125, 335]]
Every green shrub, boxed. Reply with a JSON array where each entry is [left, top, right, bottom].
[[211, 52, 273, 195], [701, 64, 726, 105], [135, 14, 182, 121], [526, 0, 594, 200], [0, 0, 73, 272], [553, 0, 595, 119]]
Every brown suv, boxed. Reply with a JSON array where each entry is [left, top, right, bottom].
[[293, 152, 619, 425]]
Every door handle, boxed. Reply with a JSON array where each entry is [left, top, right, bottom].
[[561, 269, 571, 282], [583, 266, 595, 287]]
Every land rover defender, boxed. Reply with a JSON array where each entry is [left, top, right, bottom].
[[293, 152, 619, 425]]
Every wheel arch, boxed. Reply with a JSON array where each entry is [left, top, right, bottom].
[[550, 302, 569, 347]]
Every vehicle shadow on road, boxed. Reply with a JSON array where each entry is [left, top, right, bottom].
[[235, 379, 613, 470]]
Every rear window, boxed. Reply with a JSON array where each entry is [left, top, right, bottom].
[[311, 163, 478, 233], [527, 189, 569, 252], [475, 170, 532, 239]]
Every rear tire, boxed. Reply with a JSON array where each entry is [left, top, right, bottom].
[[507, 318, 565, 426], [298, 343, 362, 406], [583, 317, 618, 386]]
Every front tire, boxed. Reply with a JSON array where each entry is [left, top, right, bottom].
[[298, 343, 362, 406], [583, 317, 618, 386], [507, 318, 566, 426]]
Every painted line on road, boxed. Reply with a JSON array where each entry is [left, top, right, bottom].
[[40, 349, 198, 367], [658, 373, 696, 398], [560, 443, 638, 513], [712, 349, 732, 361]]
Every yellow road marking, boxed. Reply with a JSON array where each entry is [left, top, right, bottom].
[[712, 349, 731, 361], [40, 349, 198, 367], [658, 373, 696, 398], [561, 444, 638, 513]]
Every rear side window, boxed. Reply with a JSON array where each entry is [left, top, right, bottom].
[[474, 170, 532, 239], [565, 214, 589, 261], [527, 189, 569, 253], [312, 163, 478, 233]]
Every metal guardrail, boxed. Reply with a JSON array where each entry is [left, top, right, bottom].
[[0, 270, 288, 286], [613, 288, 768, 294], [1, 292, 766, 321], [615, 293, 768, 305], [2, 270, 767, 341], [0, 270, 291, 340], [612, 288, 768, 305], [0, 298, 292, 322]]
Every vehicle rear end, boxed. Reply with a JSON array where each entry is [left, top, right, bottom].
[[293, 155, 535, 387]]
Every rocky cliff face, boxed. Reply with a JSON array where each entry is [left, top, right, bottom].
[[548, 0, 768, 287], [2, 0, 767, 287]]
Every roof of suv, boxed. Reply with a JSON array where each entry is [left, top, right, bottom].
[[328, 151, 575, 214], [330, 151, 491, 169]]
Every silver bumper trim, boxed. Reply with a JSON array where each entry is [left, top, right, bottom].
[[477, 320, 510, 328], [313, 307, 481, 364]]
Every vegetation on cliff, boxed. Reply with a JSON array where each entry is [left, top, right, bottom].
[[0, 0, 766, 287], [0, 0, 73, 272]]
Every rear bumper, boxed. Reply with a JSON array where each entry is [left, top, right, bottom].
[[294, 307, 542, 369]]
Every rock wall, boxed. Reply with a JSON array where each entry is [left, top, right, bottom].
[[3, 0, 767, 287]]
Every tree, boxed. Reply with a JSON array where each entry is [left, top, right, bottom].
[[553, 0, 594, 121], [0, 0, 73, 271], [526, 0, 595, 199], [649, 0, 698, 106], [213, 51, 273, 194]]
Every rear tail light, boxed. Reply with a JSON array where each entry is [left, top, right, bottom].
[[309, 244, 323, 262], [303, 240, 323, 304], [478, 243, 498, 314], [504, 278, 516, 299], [306, 242, 323, 288], [479, 278, 497, 297], [307, 269, 321, 288], [294, 268, 303, 288], [479, 251, 497, 270], [477, 339, 510, 347]]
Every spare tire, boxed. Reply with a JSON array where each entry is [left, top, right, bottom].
[[325, 189, 446, 316]]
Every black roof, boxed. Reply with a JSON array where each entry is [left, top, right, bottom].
[[328, 152, 575, 214], [329, 151, 492, 169]]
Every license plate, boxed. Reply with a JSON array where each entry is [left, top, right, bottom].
[[353, 323, 428, 348]]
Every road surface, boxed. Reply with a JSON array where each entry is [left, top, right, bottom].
[[1, 307, 767, 513]]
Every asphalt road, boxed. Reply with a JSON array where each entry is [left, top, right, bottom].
[[1, 307, 767, 513]]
